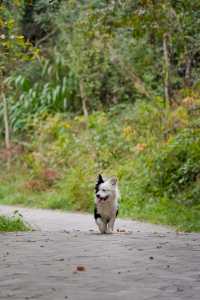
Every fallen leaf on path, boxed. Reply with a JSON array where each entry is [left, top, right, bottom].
[[76, 265, 86, 272], [117, 229, 126, 232]]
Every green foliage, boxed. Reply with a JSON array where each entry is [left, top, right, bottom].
[[0, 1, 37, 76], [146, 129, 200, 205], [7, 58, 71, 132], [0, 212, 29, 232], [1, 1, 200, 232], [1, 99, 200, 231], [2, 0, 200, 132]]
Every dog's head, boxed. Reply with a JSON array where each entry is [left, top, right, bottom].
[[95, 174, 119, 202]]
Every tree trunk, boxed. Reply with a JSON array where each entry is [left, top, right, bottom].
[[163, 33, 172, 105], [2, 91, 11, 170], [79, 79, 88, 119], [3, 93, 11, 150], [185, 55, 192, 87]]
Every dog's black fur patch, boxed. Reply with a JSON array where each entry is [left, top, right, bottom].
[[94, 205, 110, 224], [116, 209, 118, 217], [95, 174, 104, 193], [94, 205, 101, 220], [94, 205, 118, 224]]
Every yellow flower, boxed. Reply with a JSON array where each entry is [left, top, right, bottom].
[[135, 143, 147, 152], [182, 97, 195, 106], [74, 115, 85, 122], [63, 122, 71, 129], [122, 126, 136, 141], [16, 35, 24, 40]]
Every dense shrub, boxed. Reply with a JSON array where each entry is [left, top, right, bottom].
[[0, 212, 29, 232], [145, 129, 200, 206]]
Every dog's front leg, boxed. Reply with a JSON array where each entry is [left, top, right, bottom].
[[106, 217, 115, 234], [96, 218, 107, 234]]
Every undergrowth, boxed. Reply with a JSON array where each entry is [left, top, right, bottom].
[[1, 97, 200, 232], [0, 212, 29, 232]]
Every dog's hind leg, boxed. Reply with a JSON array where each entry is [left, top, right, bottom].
[[96, 218, 107, 234]]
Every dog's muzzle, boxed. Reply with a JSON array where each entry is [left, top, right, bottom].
[[96, 194, 109, 202]]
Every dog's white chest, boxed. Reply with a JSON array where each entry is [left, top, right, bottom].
[[97, 200, 117, 219]]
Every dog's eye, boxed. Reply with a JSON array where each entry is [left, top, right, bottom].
[[102, 189, 106, 192]]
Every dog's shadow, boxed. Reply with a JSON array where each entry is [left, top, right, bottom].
[[89, 230, 133, 236]]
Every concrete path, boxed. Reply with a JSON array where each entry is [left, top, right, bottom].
[[0, 205, 200, 300]]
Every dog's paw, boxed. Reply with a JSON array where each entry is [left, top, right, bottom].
[[106, 228, 113, 234]]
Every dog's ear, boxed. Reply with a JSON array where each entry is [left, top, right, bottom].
[[98, 174, 104, 183], [109, 177, 117, 186], [95, 174, 104, 193]]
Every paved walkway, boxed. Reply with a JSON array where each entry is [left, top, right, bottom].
[[0, 205, 200, 300]]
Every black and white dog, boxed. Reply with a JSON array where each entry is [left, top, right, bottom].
[[94, 174, 119, 234]]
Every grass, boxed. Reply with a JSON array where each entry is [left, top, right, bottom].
[[0, 214, 29, 232], [120, 198, 200, 232]]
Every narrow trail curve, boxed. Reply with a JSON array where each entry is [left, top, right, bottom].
[[0, 205, 171, 233], [0, 205, 200, 300]]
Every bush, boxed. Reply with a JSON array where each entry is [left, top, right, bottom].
[[146, 129, 200, 206], [0, 212, 29, 232]]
